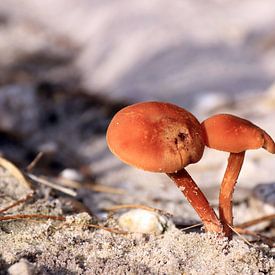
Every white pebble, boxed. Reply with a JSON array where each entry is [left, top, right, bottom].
[[8, 259, 34, 275], [118, 209, 168, 235], [60, 168, 83, 181]]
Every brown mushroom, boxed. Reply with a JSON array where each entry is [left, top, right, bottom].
[[201, 113, 275, 238], [106, 101, 223, 234]]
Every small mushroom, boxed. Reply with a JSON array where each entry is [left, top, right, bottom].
[[106, 102, 223, 234], [201, 113, 275, 238]]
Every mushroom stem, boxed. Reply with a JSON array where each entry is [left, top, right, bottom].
[[167, 169, 224, 234], [219, 151, 245, 238]]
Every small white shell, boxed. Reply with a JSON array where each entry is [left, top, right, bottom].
[[118, 209, 168, 235], [8, 259, 34, 275]]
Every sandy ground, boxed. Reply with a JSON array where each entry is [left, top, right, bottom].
[[0, 167, 274, 275]]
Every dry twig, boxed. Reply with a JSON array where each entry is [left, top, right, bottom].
[[26, 152, 44, 172], [228, 224, 253, 246], [27, 173, 77, 197], [180, 223, 203, 231], [57, 176, 126, 195], [0, 214, 65, 222], [86, 184, 126, 195], [0, 193, 33, 214], [237, 214, 275, 229], [233, 226, 274, 247]]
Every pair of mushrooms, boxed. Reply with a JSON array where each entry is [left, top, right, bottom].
[[106, 102, 275, 238]]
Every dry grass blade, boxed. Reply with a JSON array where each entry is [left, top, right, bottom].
[[180, 223, 203, 231], [87, 184, 126, 195], [26, 152, 44, 172], [0, 156, 30, 189], [0, 193, 33, 214], [27, 173, 77, 197], [237, 214, 275, 229], [228, 224, 253, 246], [105, 204, 157, 212], [57, 177, 126, 195], [55, 177, 81, 189], [0, 214, 66, 222], [233, 226, 274, 247]]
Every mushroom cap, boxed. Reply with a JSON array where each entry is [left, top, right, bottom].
[[201, 114, 275, 153], [106, 101, 205, 173]]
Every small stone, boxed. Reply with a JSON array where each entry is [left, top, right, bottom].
[[118, 209, 169, 235], [8, 259, 34, 275], [60, 168, 83, 182]]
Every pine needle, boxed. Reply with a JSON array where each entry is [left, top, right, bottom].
[[27, 173, 77, 197], [180, 223, 203, 231], [236, 214, 275, 229], [57, 177, 126, 195], [0, 214, 65, 222], [228, 224, 253, 246], [233, 226, 274, 247], [87, 184, 126, 195], [26, 152, 44, 172], [0, 193, 33, 214]]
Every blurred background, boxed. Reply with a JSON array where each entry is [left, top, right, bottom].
[[0, 0, 275, 220]]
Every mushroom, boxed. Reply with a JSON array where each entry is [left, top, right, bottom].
[[201, 113, 275, 238], [106, 101, 223, 234]]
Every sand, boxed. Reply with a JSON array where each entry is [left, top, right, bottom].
[[0, 168, 274, 275]]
